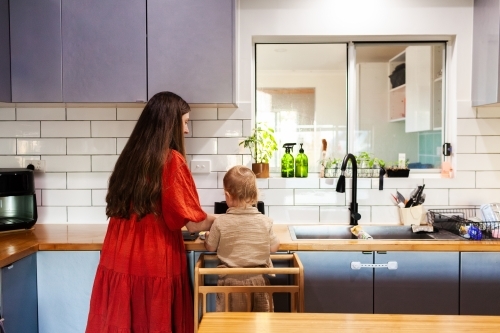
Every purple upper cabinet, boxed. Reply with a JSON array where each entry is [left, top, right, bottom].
[[147, 0, 235, 104], [62, 0, 147, 102], [0, 0, 10, 102]]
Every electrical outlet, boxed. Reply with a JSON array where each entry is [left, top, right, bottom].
[[25, 159, 46, 172], [190, 160, 211, 173]]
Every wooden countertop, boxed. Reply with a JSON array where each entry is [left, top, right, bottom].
[[197, 312, 500, 333], [1, 223, 500, 267]]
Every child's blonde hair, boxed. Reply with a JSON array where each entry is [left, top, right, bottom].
[[223, 165, 258, 207]]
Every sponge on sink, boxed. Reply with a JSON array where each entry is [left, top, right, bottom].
[[351, 226, 373, 239]]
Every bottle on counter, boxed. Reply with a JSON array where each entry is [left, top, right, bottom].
[[295, 143, 308, 178], [281, 143, 296, 177]]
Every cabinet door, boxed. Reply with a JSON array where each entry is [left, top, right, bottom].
[[1, 253, 38, 333], [10, 0, 62, 102], [297, 251, 373, 313], [62, 0, 146, 102], [148, 0, 234, 103], [374, 251, 459, 315], [0, 0, 10, 102], [460, 252, 500, 315], [37, 251, 100, 333], [405, 46, 432, 132]]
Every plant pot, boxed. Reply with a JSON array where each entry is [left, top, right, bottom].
[[252, 163, 270, 178], [386, 168, 410, 178]]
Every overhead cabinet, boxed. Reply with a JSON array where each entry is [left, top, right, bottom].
[[0, 0, 10, 102], [148, 0, 235, 104], [388, 45, 444, 132], [472, 0, 500, 106]]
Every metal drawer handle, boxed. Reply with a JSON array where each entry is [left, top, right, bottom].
[[351, 261, 398, 270]]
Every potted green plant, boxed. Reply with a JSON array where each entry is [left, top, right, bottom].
[[321, 157, 341, 178], [385, 159, 410, 177], [239, 122, 278, 178], [355, 152, 385, 178]]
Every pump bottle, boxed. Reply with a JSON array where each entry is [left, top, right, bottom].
[[295, 143, 308, 178], [281, 143, 296, 177]]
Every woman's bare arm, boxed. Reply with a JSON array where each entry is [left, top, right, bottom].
[[185, 213, 217, 232]]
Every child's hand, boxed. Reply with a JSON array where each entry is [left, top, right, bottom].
[[200, 231, 209, 240]]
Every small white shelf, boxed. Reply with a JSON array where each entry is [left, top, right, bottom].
[[390, 84, 406, 92], [390, 117, 405, 122]]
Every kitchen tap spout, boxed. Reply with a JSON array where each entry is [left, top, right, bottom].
[[336, 153, 361, 226]]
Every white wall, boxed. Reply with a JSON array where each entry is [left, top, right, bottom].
[[3, 0, 500, 226]]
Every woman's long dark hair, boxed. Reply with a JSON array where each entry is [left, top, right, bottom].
[[106, 91, 190, 220]]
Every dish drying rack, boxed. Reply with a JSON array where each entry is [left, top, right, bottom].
[[428, 208, 500, 240]]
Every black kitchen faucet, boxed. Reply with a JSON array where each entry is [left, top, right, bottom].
[[336, 153, 361, 226]]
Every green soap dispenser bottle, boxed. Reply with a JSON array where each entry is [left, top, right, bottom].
[[295, 143, 308, 178], [281, 143, 296, 177]]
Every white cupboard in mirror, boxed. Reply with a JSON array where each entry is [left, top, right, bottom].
[[255, 41, 446, 173]]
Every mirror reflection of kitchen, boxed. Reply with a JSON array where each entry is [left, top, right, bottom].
[[255, 42, 445, 172]]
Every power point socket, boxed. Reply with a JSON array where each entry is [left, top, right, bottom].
[[25, 160, 46, 172], [190, 160, 211, 173]]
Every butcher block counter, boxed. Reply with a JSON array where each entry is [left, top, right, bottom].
[[2, 223, 500, 267], [197, 312, 500, 333]]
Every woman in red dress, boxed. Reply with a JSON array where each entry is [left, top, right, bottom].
[[85, 91, 216, 333]]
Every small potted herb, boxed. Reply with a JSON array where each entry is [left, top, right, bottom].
[[239, 122, 278, 178], [385, 159, 410, 177], [321, 157, 341, 178]]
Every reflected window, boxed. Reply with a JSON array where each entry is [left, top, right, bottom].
[[255, 41, 446, 173], [256, 43, 347, 172]]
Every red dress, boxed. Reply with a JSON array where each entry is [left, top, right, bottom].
[[85, 151, 206, 333]]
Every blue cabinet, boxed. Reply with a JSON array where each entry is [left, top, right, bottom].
[[460, 252, 500, 315], [37, 251, 100, 333], [297, 251, 459, 315], [148, 0, 235, 103], [0, 0, 10, 102], [1, 253, 38, 333]]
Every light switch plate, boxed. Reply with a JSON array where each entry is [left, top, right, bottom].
[[190, 160, 211, 173]]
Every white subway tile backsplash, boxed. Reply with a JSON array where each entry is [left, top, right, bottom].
[[243, 119, 252, 137], [92, 190, 107, 206], [68, 207, 108, 223], [295, 189, 343, 205], [217, 137, 245, 154], [189, 108, 218, 120], [44, 156, 91, 172], [37, 206, 68, 224], [421, 189, 449, 206], [192, 120, 242, 137], [425, 171, 475, 188], [457, 136, 475, 153], [42, 121, 90, 137], [42, 189, 91, 206], [0, 139, 16, 154], [17, 138, 66, 155], [67, 107, 116, 120], [319, 206, 351, 224], [117, 108, 143, 120], [457, 153, 500, 171], [269, 178, 320, 189], [476, 136, 500, 153], [259, 189, 294, 205], [117, 138, 128, 154], [382, 177, 424, 189], [457, 119, 500, 136], [34, 172, 67, 189], [357, 189, 395, 206], [0, 155, 36, 168], [91, 121, 136, 137], [189, 154, 242, 172], [476, 171, 500, 189], [192, 172, 218, 189], [92, 155, 118, 172], [371, 206, 400, 224], [320, 178, 338, 188], [0, 108, 15, 120], [17, 107, 66, 120], [218, 103, 252, 120], [450, 188, 500, 206], [185, 138, 217, 155], [67, 172, 110, 189], [0, 121, 40, 137], [268, 206, 319, 224], [67, 138, 116, 155], [197, 189, 225, 206]]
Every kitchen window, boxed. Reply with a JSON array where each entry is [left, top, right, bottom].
[[255, 41, 446, 173]]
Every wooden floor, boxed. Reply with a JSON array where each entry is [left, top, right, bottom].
[[197, 312, 500, 333]]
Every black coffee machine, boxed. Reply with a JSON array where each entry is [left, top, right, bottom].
[[214, 201, 265, 214], [0, 168, 37, 232]]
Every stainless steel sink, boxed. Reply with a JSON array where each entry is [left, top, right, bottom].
[[289, 225, 463, 241]]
